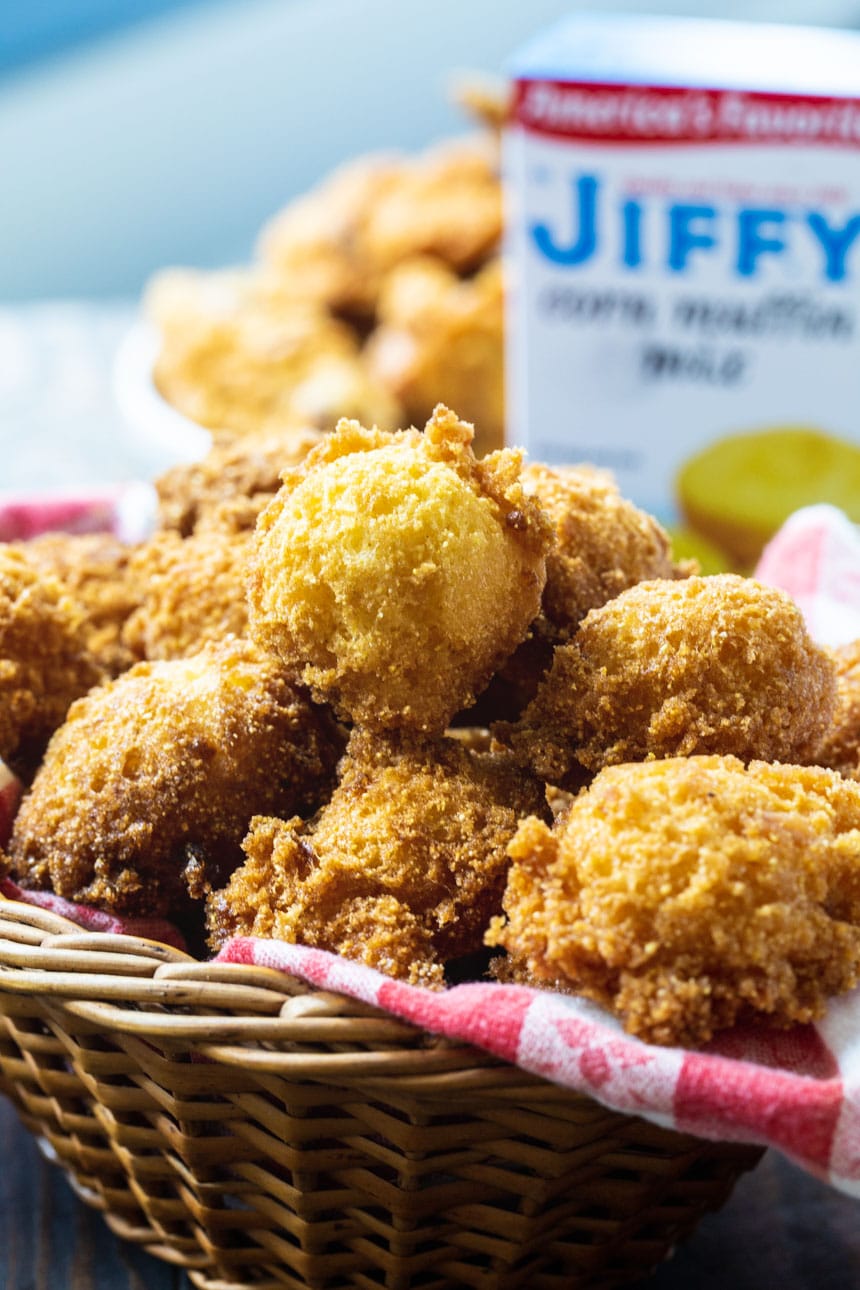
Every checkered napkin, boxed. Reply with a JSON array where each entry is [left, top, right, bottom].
[[3, 495, 860, 1196], [0, 482, 157, 545]]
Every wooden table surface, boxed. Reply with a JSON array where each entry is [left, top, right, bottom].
[[2, 1094, 857, 1290]]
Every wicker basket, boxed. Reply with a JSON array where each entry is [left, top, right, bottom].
[[0, 896, 762, 1290]]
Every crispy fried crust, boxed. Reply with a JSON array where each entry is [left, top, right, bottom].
[[816, 640, 860, 778], [490, 756, 860, 1046], [155, 425, 324, 536], [121, 531, 253, 661], [521, 463, 682, 636], [0, 547, 103, 775], [456, 467, 686, 727], [207, 728, 548, 986], [501, 574, 837, 785], [248, 406, 551, 733], [8, 532, 142, 678], [9, 638, 343, 915]]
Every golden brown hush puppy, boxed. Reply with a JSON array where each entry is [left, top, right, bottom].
[[815, 640, 860, 778], [8, 532, 142, 678], [148, 268, 400, 437], [207, 728, 548, 986], [9, 638, 343, 915], [121, 530, 253, 661], [0, 547, 103, 777], [500, 574, 836, 786], [155, 424, 324, 537], [365, 257, 505, 458], [521, 463, 686, 636], [490, 755, 860, 1047]]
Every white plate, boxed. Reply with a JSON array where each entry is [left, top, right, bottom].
[[113, 320, 212, 469]]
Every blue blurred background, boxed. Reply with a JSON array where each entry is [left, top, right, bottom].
[[5, 0, 860, 300]]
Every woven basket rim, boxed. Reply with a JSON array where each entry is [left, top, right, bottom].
[[0, 893, 569, 1096]]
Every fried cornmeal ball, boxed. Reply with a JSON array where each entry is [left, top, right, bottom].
[[148, 267, 400, 436], [495, 753, 860, 1047], [120, 531, 253, 661], [365, 256, 505, 458], [9, 638, 343, 916], [456, 468, 686, 727], [155, 424, 324, 537], [248, 405, 552, 733], [358, 136, 502, 278], [489, 756, 860, 1047], [815, 640, 860, 778], [9, 532, 142, 677], [501, 574, 836, 786], [257, 153, 402, 318], [259, 137, 501, 314], [0, 548, 103, 776], [521, 463, 686, 637], [206, 729, 548, 987]]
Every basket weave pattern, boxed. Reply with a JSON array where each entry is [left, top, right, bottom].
[[0, 898, 761, 1289]]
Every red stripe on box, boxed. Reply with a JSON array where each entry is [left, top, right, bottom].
[[514, 80, 860, 149]]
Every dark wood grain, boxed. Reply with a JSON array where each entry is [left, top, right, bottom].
[[0, 1096, 179, 1290], [2, 1092, 858, 1289]]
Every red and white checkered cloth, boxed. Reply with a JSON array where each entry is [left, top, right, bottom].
[[3, 496, 860, 1195], [0, 483, 156, 546]]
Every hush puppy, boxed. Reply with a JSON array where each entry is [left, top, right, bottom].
[[0, 548, 103, 776], [9, 532, 141, 678], [365, 257, 504, 457], [456, 466, 686, 726], [155, 424, 324, 537], [148, 268, 400, 437], [248, 405, 552, 732], [521, 463, 685, 637], [121, 530, 253, 661], [207, 729, 548, 986], [502, 574, 836, 785], [9, 638, 342, 915], [490, 755, 860, 1046], [816, 639, 860, 778], [259, 137, 501, 311]]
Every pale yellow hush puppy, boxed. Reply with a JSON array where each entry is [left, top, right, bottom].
[[248, 405, 551, 732]]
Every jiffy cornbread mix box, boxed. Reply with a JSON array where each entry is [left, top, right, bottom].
[[505, 13, 860, 568]]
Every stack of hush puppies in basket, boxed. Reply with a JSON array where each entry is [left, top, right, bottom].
[[4, 105, 860, 1056]]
